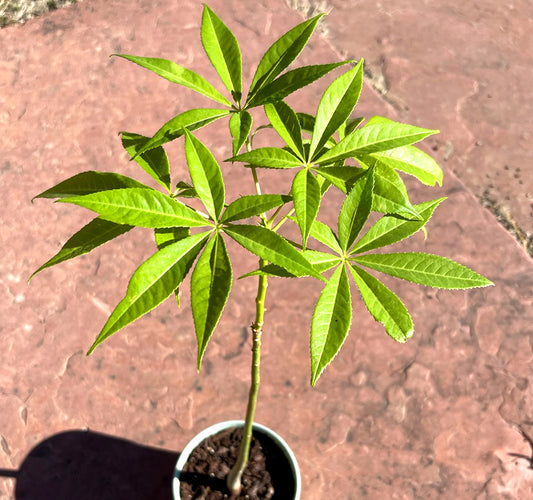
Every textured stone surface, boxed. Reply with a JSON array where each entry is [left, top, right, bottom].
[[1, 0, 533, 499]]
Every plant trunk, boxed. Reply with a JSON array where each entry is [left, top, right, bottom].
[[226, 259, 268, 495]]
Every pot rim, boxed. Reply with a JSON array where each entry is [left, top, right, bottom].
[[173, 420, 301, 499]]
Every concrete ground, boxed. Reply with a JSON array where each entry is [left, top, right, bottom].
[[1, 0, 532, 498]]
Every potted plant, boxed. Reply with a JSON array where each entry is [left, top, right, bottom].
[[31, 5, 493, 498]]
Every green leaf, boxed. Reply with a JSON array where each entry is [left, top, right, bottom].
[[239, 250, 339, 279], [154, 227, 191, 250], [370, 161, 422, 220], [338, 168, 374, 251], [248, 14, 325, 98], [292, 169, 321, 249], [221, 194, 291, 223], [306, 219, 343, 254], [310, 265, 352, 386], [113, 54, 231, 107], [34, 171, 149, 200], [352, 198, 445, 254], [134, 108, 231, 157], [60, 188, 210, 228], [315, 117, 438, 165], [247, 61, 351, 108], [87, 232, 210, 354], [296, 112, 315, 134], [201, 5, 242, 100], [30, 218, 132, 281], [314, 165, 365, 193], [227, 147, 302, 169], [352, 252, 494, 289], [184, 129, 225, 221], [229, 111, 253, 156], [264, 101, 304, 160], [370, 145, 443, 186], [154, 227, 191, 306], [224, 225, 324, 281], [191, 234, 232, 369], [121, 132, 171, 192], [309, 60, 364, 160], [349, 264, 413, 342]]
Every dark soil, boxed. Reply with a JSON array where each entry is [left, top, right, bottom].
[[179, 427, 296, 499]]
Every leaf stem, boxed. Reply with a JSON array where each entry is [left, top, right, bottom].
[[227, 258, 268, 495]]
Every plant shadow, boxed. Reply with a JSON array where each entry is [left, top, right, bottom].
[[1, 429, 179, 499]]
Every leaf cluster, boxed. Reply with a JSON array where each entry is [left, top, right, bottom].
[[32, 5, 493, 385]]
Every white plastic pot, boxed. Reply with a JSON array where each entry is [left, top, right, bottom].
[[173, 420, 301, 499]]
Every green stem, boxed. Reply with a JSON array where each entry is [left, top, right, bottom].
[[227, 258, 268, 495]]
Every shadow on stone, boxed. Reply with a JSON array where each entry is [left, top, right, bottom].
[[4, 429, 179, 499]]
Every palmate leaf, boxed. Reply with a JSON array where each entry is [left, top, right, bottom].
[[309, 60, 364, 160], [184, 130, 225, 221], [248, 13, 325, 99], [201, 5, 242, 100], [121, 132, 171, 192], [30, 217, 132, 281], [351, 198, 445, 254], [34, 171, 149, 200], [191, 233, 232, 369], [223, 225, 325, 281], [246, 61, 351, 108], [133, 108, 231, 157], [264, 101, 304, 160], [338, 168, 374, 251], [221, 194, 291, 223], [349, 264, 413, 342], [227, 147, 302, 169], [87, 231, 210, 354], [60, 188, 210, 229], [113, 54, 232, 107], [310, 265, 352, 386], [315, 117, 438, 165], [352, 252, 494, 289], [229, 111, 253, 156], [371, 145, 443, 187], [292, 169, 321, 249]]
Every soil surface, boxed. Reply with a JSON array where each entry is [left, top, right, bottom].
[[180, 428, 295, 499]]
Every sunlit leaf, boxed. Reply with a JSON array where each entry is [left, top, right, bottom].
[[113, 54, 231, 106], [229, 111, 253, 156], [248, 14, 325, 98], [34, 171, 149, 200], [292, 169, 321, 249], [351, 198, 445, 254], [227, 147, 302, 169], [184, 130, 225, 221], [224, 225, 324, 281], [133, 108, 231, 157], [310, 265, 352, 386], [352, 252, 494, 289], [309, 60, 364, 160], [191, 234, 232, 369], [121, 132, 171, 192], [264, 101, 304, 160], [349, 264, 413, 342], [87, 232, 210, 354], [30, 218, 132, 281], [221, 194, 291, 223], [201, 5, 242, 100], [60, 188, 210, 228]]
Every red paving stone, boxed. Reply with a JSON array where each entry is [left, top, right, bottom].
[[1, 1, 532, 499]]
